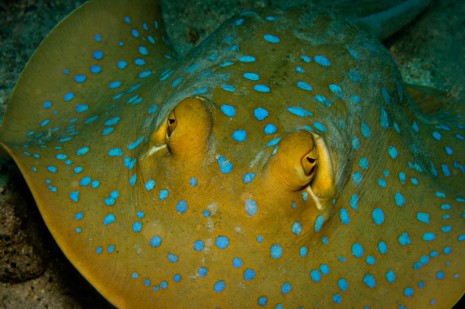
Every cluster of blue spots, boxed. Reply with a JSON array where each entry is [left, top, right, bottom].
[[176, 200, 188, 214], [104, 190, 120, 206], [351, 242, 364, 258], [103, 213, 116, 225], [287, 106, 312, 117], [372, 208, 385, 225], [217, 155, 233, 174], [270, 244, 283, 259], [398, 232, 411, 246], [232, 130, 247, 142], [215, 236, 230, 249]]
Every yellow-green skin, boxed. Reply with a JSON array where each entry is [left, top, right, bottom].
[[0, 0, 464, 308]]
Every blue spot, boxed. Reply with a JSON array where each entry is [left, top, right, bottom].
[[338, 278, 348, 291], [350, 194, 359, 210], [264, 123, 277, 134], [213, 280, 226, 292], [80, 176, 91, 186], [432, 131, 442, 140], [314, 215, 324, 232], [287, 106, 312, 117], [359, 157, 369, 170], [108, 148, 123, 156], [150, 235, 162, 247], [416, 212, 430, 224], [372, 208, 385, 225], [132, 221, 142, 233], [314, 122, 327, 132], [340, 208, 350, 225], [386, 270, 396, 283], [174, 274, 182, 283], [93, 50, 104, 60], [348, 69, 361, 82], [352, 137, 361, 150], [168, 253, 178, 263], [297, 81, 312, 91], [310, 270, 321, 282], [256, 235, 264, 243], [395, 192, 405, 206], [281, 282, 292, 294], [442, 164, 451, 177], [159, 189, 169, 200], [314, 55, 331, 66], [254, 84, 270, 93], [74, 212, 84, 220], [131, 28, 139, 38], [138, 46, 148, 55], [352, 172, 362, 185], [75, 104, 89, 113], [244, 269, 256, 281], [315, 94, 331, 107], [47, 166, 57, 173], [69, 191, 79, 202], [398, 232, 411, 246], [198, 267, 208, 277], [437, 271, 445, 280], [239, 55, 256, 62], [220, 104, 236, 117], [222, 84, 236, 92], [130, 173, 137, 186], [242, 173, 255, 184], [216, 236, 230, 249], [378, 241, 388, 254], [254, 107, 269, 120], [352, 242, 364, 258], [263, 34, 280, 43], [291, 222, 302, 235], [176, 200, 188, 214], [258, 296, 268, 306], [127, 136, 144, 150], [299, 246, 308, 257], [233, 257, 243, 268], [117, 60, 128, 69], [90, 64, 102, 74], [404, 287, 414, 297], [43, 101, 52, 109], [232, 130, 247, 142], [320, 264, 330, 275], [361, 121, 371, 138], [329, 84, 342, 95], [366, 255, 376, 265], [103, 214, 115, 225], [423, 232, 436, 241], [64, 92, 75, 101], [74, 166, 83, 174], [270, 244, 283, 259], [217, 155, 233, 174], [441, 225, 452, 233], [388, 146, 398, 159], [74, 74, 86, 83], [245, 199, 258, 216], [363, 273, 376, 288], [96, 247, 103, 254], [144, 179, 156, 191], [193, 240, 204, 251], [243, 72, 260, 80], [189, 177, 198, 187]]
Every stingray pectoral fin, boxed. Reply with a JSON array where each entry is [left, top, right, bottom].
[[405, 83, 454, 115]]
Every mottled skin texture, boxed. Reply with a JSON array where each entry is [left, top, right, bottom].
[[0, 0, 464, 308]]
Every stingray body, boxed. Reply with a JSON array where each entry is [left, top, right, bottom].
[[1, 0, 464, 308]]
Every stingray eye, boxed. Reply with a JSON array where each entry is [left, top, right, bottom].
[[265, 131, 335, 206], [164, 97, 212, 157], [166, 111, 177, 137]]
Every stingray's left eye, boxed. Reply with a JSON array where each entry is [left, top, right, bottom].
[[166, 111, 177, 137]]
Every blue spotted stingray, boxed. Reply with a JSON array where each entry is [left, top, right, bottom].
[[1, 0, 464, 307]]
